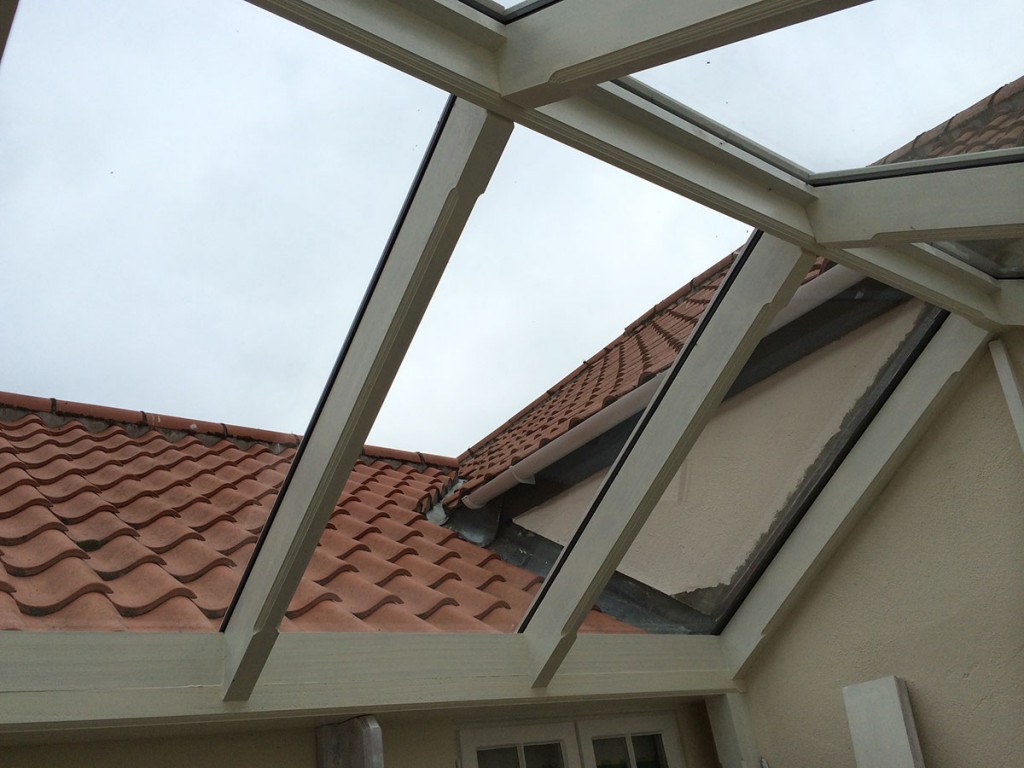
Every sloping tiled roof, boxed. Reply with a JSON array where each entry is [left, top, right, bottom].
[[0, 393, 636, 633], [456, 254, 831, 496], [455, 75, 1024, 498], [878, 75, 1024, 165]]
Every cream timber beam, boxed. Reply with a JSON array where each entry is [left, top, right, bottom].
[[707, 693, 762, 768], [722, 314, 992, 676], [843, 676, 926, 768], [810, 162, 1024, 248], [221, 99, 512, 701], [989, 337, 1024, 452], [0, 0, 18, 68], [823, 245, 1005, 329], [520, 234, 816, 688], [499, 0, 869, 107], [0, 633, 734, 735]]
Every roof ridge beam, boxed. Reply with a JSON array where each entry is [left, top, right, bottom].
[[810, 162, 1024, 249], [518, 233, 815, 687], [721, 313, 992, 676], [220, 98, 512, 701], [498, 0, 870, 107]]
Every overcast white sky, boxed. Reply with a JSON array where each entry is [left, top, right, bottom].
[[1, 0, 1019, 457]]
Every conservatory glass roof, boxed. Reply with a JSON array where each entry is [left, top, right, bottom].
[[0, 0, 1021, 735]]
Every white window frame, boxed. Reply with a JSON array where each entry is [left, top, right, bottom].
[[459, 714, 686, 768], [577, 713, 687, 768]]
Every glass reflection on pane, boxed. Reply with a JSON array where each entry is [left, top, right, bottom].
[[478, 747, 521, 768], [524, 743, 565, 768], [593, 738, 630, 768], [631, 735, 667, 768]]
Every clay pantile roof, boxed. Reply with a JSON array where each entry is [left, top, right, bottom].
[[0, 393, 638, 634], [455, 75, 1024, 499], [456, 253, 831, 496], [879, 75, 1024, 164]]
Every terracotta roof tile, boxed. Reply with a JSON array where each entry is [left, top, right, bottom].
[[0, 395, 636, 634]]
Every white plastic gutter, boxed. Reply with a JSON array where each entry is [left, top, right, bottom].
[[461, 264, 865, 510]]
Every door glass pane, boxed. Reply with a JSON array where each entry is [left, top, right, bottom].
[[631, 735, 667, 768], [524, 743, 565, 768], [593, 737, 630, 768], [479, 747, 522, 768]]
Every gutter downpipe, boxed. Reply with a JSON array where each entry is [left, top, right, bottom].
[[461, 263, 866, 511]]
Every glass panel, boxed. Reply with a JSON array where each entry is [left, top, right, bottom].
[[635, 0, 1024, 171], [631, 735, 666, 768], [593, 738, 630, 768], [926, 238, 1024, 279], [524, 743, 565, 768], [369, 125, 750, 634], [479, 747, 523, 768], [578, 265, 928, 633]]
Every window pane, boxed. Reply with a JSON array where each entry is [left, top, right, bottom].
[[593, 738, 630, 768], [631, 735, 666, 768], [524, 743, 565, 768], [479, 747, 522, 768], [635, 0, 1023, 171]]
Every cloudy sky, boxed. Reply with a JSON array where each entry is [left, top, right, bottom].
[[1, 0, 1019, 457]]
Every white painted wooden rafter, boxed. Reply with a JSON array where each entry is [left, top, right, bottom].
[[810, 162, 1024, 248], [989, 337, 1024, 452], [519, 235, 816, 687], [221, 99, 512, 701], [498, 0, 871, 107], [0, 633, 732, 735], [246, 0, 1024, 337], [721, 314, 992, 676]]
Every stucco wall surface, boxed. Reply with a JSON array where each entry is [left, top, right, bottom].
[[517, 302, 923, 596], [743, 340, 1024, 767]]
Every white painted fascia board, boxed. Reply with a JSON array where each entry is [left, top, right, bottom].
[[0, 633, 734, 735], [521, 236, 816, 687], [721, 314, 992, 676], [498, 0, 869, 107], [221, 100, 513, 702], [810, 161, 1024, 248]]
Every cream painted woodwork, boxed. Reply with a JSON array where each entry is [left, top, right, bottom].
[[706, 694, 761, 768], [521, 236, 815, 687], [989, 336, 1024, 451], [221, 100, 513, 701], [0, 633, 732, 735], [516, 301, 924, 597]]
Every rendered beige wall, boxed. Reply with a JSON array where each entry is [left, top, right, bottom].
[[518, 302, 923, 596], [743, 336, 1024, 767]]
